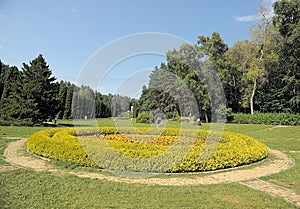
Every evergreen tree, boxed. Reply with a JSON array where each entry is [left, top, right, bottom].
[[22, 54, 59, 123], [0, 66, 37, 125], [57, 81, 67, 119], [0, 60, 10, 100], [63, 83, 74, 119]]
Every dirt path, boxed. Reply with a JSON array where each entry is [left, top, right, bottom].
[[241, 179, 300, 207], [3, 138, 53, 171], [2, 138, 299, 207], [2, 138, 295, 185]]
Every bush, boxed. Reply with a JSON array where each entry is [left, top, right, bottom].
[[0, 117, 36, 126], [27, 127, 268, 173], [136, 112, 150, 123], [26, 128, 98, 167], [232, 113, 300, 126]]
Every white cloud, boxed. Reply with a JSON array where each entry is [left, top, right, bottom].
[[234, 0, 276, 22], [262, 0, 277, 6], [234, 14, 259, 22]]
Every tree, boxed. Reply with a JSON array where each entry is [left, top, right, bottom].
[[72, 85, 95, 119], [273, 0, 300, 113], [57, 81, 67, 119], [22, 54, 59, 123], [166, 44, 208, 120], [139, 44, 216, 122], [198, 32, 242, 113], [227, 4, 275, 115], [63, 82, 74, 119], [0, 65, 37, 125], [0, 60, 10, 100]]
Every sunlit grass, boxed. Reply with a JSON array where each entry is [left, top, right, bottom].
[[0, 121, 299, 208]]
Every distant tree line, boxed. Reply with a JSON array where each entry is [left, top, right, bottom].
[[0, 0, 299, 125], [0, 55, 132, 125]]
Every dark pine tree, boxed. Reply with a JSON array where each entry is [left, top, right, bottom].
[[22, 54, 59, 123]]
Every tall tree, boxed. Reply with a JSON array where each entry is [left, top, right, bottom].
[[198, 32, 241, 113], [72, 85, 95, 119], [57, 81, 67, 118], [166, 44, 208, 120], [0, 60, 10, 100], [0, 66, 37, 125], [273, 0, 300, 113], [22, 54, 59, 123], [63, 82, 74, 119]]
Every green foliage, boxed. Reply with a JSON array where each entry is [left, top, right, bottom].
[[2, 0, 300, 127], [136, 112, 150, 123], [233, 113, 300, 125], [0, 65, 37, 126], [0, 55, 59, 126], [22, 54, 59, 123], [273, 0, 300, 113], [63, 82, 74, 119], [71, 85, 95, 119], [26, 128, 98, 167]]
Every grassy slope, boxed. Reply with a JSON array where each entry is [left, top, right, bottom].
[[0, 121, 299, 208]]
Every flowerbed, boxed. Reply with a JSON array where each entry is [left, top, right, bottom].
[[26, 127, 268, 173]]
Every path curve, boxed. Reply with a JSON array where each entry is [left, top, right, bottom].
[[2, 138, 295, 186]]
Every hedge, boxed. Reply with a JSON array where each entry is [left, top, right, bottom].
[[26, 127, 268, 173], [232, 113, 300, 126]]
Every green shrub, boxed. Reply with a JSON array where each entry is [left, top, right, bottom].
[[232, 113, 300, 125], [26, 128, 98, 167], [136, 112, 150, 123], [232, 113, 251, 123]]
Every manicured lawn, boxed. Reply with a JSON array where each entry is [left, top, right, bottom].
[[0, 126, 48, 138], [0, 122, 299, 208], [0, 169, 296, 209]]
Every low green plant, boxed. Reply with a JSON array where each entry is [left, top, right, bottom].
[[26, 127, 268, 173], [136, 112, 151, 123], [232, 113, 300, 125]]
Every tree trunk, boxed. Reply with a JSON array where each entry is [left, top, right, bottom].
[[250, 78, 257, 115], [205, 112, 208, 123]]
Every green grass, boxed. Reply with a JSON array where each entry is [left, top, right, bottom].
[[0, 138, 18, 165], [0, 126, 48, 137], [0, 122, 299, 208], [0, 169, 296, 209], [261, 152, 300, 193], [226, 125, 300, 194], [58, 118, 211, 129]]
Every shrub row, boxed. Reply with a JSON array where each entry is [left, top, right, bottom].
[[232, 113, 300, 126], [26, 128, 98, 167], [26, 127, 268, 173]]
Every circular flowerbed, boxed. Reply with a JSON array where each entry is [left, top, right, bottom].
[[26, 127, 268, 173]]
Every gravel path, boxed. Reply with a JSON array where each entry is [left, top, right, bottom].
[[1, 138, 299, 207]]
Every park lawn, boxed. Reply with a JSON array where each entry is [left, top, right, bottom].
[[0, 169, 296, 209], [0, 126, 49, 138], [0, 122, 299, 208]]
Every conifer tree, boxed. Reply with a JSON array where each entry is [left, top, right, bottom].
[[22, 54, 59, 123]]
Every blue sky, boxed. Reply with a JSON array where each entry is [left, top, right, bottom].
[[0, 0, 275, 96]]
